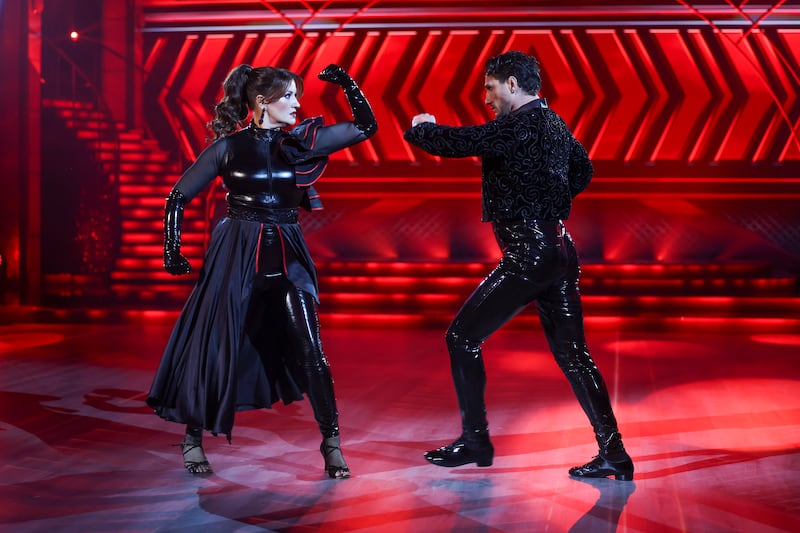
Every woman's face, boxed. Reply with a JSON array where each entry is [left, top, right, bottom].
[[262, 80, 300, 128]]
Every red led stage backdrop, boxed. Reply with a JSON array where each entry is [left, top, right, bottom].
[[31, 1, 800, 305], [139, 2, 800, 169]]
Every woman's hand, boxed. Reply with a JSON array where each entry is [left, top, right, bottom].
[[318, 64, 350, 86], [164, 252, 191, 276]]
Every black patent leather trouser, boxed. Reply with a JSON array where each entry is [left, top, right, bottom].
[[252, 274, 340, 438], [446, 220, 619, 438]]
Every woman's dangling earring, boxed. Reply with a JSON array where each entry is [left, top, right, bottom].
[[257, 105, 266, 126]]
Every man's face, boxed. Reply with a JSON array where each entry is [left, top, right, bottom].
[[484, 75, 514, 117]]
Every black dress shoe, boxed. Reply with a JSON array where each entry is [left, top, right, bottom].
[[569, 454, 634, 481], [424, 437, 494, 467]]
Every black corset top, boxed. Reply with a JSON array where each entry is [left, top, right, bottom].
[[222, 124, 306, 210]]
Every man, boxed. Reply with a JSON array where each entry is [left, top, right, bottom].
[[403, 50, 633, 480]]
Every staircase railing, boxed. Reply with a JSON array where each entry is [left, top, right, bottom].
[[40, 36, 121, 280]]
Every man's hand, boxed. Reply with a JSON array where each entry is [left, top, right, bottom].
[[411, 113, 436, 127]]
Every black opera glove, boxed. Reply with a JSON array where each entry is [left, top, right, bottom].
[[163, 188, 191, 275], [318, 64, 377, 137]]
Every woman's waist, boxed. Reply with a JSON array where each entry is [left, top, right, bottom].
[[226, 202, 299, 224]]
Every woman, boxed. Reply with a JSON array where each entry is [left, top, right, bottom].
[[146, 63, 376, 479]]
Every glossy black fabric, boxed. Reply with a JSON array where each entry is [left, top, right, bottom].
[[239, 276, 339, 438], [404, 101, 620, 445], [403, 99, 593, 222], [446, 220, 619, 437], [163, 189, 191, 275], [177, 119, 369, 210], [147, 117, 371, 440]]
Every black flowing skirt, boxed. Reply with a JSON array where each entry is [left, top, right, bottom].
[[146, 216, 319, 441]]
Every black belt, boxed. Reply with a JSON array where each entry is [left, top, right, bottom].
[[227, 205, 299, 224]]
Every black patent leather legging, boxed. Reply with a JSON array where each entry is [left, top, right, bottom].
[[446, 220, 619, 436], [254, 275, 340, 438]]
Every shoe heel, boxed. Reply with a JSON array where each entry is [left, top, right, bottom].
[[614, 472, 633, 481], [476, 451, 494, 467]]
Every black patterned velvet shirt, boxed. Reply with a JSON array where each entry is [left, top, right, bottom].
[[403, 99, 593, 222]]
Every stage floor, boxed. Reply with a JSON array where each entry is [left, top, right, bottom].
[[1, 318, 799, 532]]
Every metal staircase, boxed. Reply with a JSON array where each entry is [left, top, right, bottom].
[[45, 99, 203, 305]]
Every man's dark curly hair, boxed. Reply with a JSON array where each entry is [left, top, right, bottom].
[[484, 50, 541, 95]]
